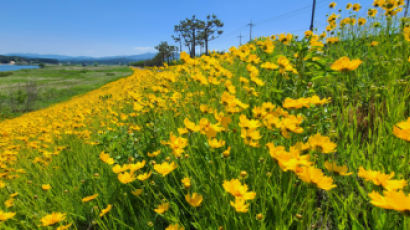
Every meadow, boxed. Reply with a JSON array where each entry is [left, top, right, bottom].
[[0, 66, 132, 121], [0, 1, 409, 230]]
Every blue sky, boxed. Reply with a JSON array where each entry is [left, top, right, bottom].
[[0, 0, 375, 57]]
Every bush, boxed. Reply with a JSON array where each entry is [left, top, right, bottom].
[[0, 71, 13, 77]]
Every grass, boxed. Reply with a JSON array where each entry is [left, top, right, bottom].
[[0, 2, 409, 230], [0, 65, 133, 120]]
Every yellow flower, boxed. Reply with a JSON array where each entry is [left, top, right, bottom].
[[0, 210, 15, 222], [223, 179, 256, 200], [304, 30, 313, 37], [239, 114, 261, 130], [112, 164, 129, 174], [118, 172, 137, 184], [129, 125, 141, 132], [131, 189, 143, 197], [326, 37, 339, 44], [166, 224, 185, 230], [329, 2, 336, 8], [120, 113, 128, 121], [261, 62, 278, 70], [184, 118, 200, 132], [128, 160, 146, 173], [324, 161, 352, 176], [154, 202, 169, 214], [181, 177, 191, 189], [230, 198, 249, 213], [282, 95, 331, 109], [99, 151, 114, 165], [165, 133, 188, 157], [147, 150, 161, 157], [308, 134, 337, 154], [261, 40, 274, 53], [295, 166, 336, 191], [222, 147, 231, 158], [99, 204, 112, 217], [214, 112, 231, 130], [208, 138, 225, 148], [368, 8, 378, 17], [82, 193, 98, 203], [185, 193, 203, 207], [4, 199, 14, 208], [352, 3, 361, 11], [368, 190, 410, 212], [250, 75, 265, 86], [154, 161, 177, 176], [330, 56, 362, 72], [42, 184, 52, 191], [370, 41, 379, 47], [404, 27, 410, 42], [346, 3, 352, 9], [358, 17, 366, 26], [266, 143, 312, 172], [358, 167, 407, 191], [278, 33, 293, 45], [56, 223, 72, 230], [9, 192, 18, 198], [240, 128, 261, 147], [137, 171, 152, 181], [277, 56, 297, 74], [393, 117, 410, 141], [40, 212, 66, 226], [178, 127, 189, 135]]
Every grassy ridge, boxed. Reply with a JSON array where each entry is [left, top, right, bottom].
[[0, 2, 409, 230]]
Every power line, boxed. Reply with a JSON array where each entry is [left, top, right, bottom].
[[255, 0, 328, 26], [238, 33, 243, 46], [218, 0, 328, 42]]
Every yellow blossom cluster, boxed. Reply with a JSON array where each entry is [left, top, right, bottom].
[[393, 117, 410, 141], [373, 0, 405, 16], [282, 95, 331, 109]]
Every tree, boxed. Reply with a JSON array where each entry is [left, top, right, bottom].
[[173, 15, 204, 57], [172, 25, 186, 54], [198, 14, 224, 55], [154, 41, 178, 65]]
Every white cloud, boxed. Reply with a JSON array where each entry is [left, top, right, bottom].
[[133, 46, 155, 54]]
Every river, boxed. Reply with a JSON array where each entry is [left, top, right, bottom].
[[0, 64, 39, 72]]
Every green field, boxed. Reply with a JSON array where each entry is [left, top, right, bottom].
[[0, 65, 132, 120]]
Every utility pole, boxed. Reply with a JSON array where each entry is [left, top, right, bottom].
[[309, 0, 316, 31], [248, 20, 254, 41], [238, 33, 243, 46], [405, 0, 409, 17]]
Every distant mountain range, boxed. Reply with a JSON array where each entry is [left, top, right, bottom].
[[3, 53, 156, 65]]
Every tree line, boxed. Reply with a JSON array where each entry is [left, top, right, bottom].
[[0, 55, 58, 65]]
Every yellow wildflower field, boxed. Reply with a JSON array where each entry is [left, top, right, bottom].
[[0, 1, 409, 229]]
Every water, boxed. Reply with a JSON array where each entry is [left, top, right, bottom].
[[0, 65, 39, 72]]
